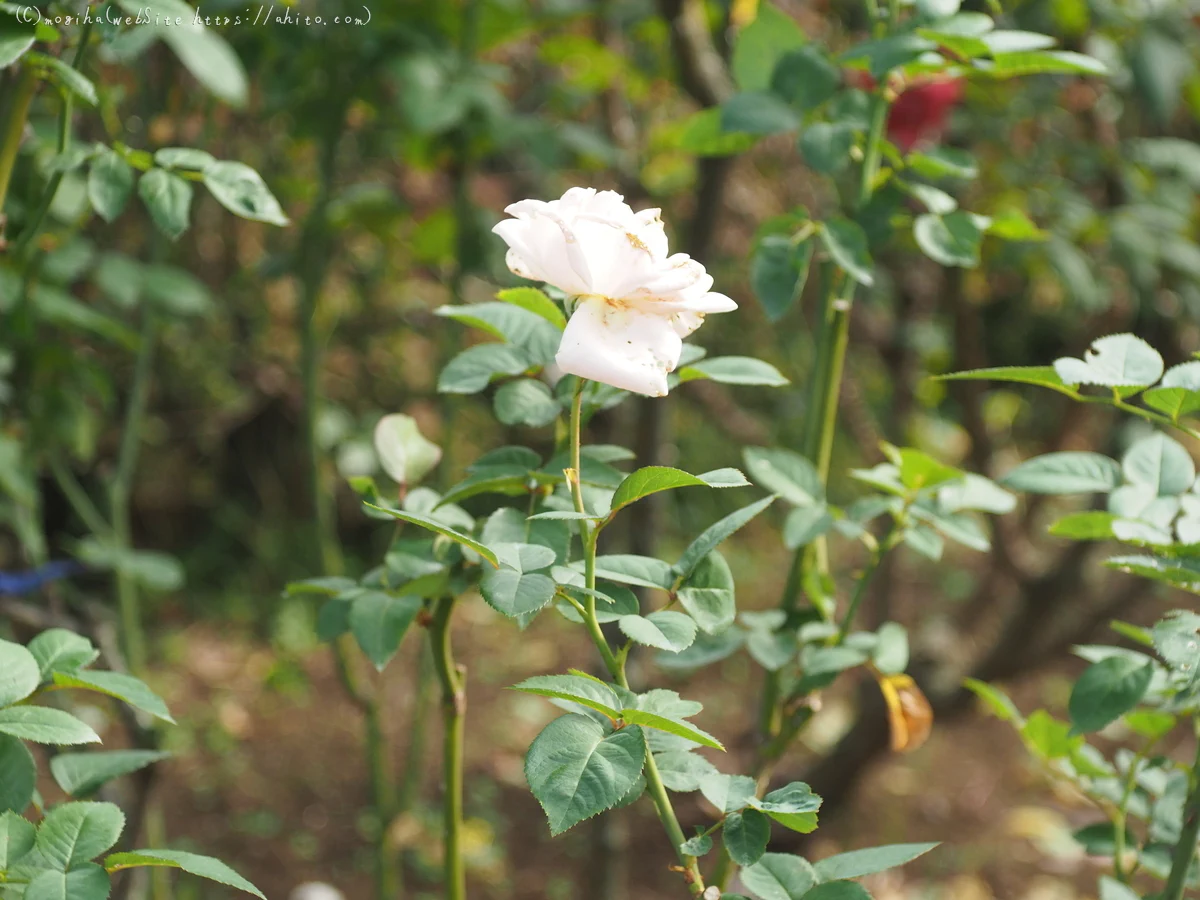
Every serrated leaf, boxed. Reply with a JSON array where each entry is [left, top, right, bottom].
[[363, 503, 498, 566], [481, 542, 556, 618], [88, 148, 135, 223], [937, 365, 1070, 390], [653, 750, 719, 792], [0, 707, 99, 745], [1068, 656, 1155, 733], [50, 750, 170, 796], [801, 882, 872, 900], [495, 287, 566, 328], [740, 853, 818, 900], [348, 592, 422, 670], [52, 670, 174, 723], [676, 496, 775, 581], [35, 801, 124, 869], [510, 675, 621, 719], [679, 357, 790, 387], [0, 639, 41, 706], [138, 169, 192, 241], [750, 235, 814, 321], [1001, 452, 1121, 494], [0, 735, 35, 813], [0, 809, 35, 868], [373, 414, 441, 487], [1122, 433, 1195, 497], [25, 864, 110, 900], [752, 782, 822, 833], [524, 714, 646, 835], [913, 211, 987, 268], [1053, 334, 1164, 388], [104, 849, 265, 897], [725, 809, 770, 866], [202, 161, 288, 225], [734, 2, 807, 91], [820, 218, 873, 285], [588, 554, 675, 589], [437, 343, 530, 394], [619, 611, 697, 653], [494, 379, 561, 427], [813, 842, 939, 881], [27, 630, 99, 680], [743, 447, 821, 507], [721, 92, 799, 135], [680, 834, 713, 857]]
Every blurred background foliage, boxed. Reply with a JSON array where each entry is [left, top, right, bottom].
[[3, 0, 1200, 896]]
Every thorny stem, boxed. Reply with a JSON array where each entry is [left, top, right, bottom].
[[430, 596, 467, 900], [1163, 724, 1200, 900], [568, 381, 706, 896]]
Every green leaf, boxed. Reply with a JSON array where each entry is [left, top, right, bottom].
[[123, 0, 251, 106], [0, 735, 35, 813], [841, 34, 935, 78], [743, 447, 821, 507], [348, 592, 422, 671], [619, 611, 698, 653], [1021, 710, 1082, 760], [52, 670, 175, 724], [510, 675, 622, 719], [813, 843, 939, 881], [771, 46, 841, 110], [801, 882, 873, 900], [50, 750, 170, 796], [800, 123, 854, 174], [481, 543, 556, 617], [1122, 433, 1195, 497], [104, 849, 265, 898], [0, 707, 99, 745], [589, 555, 675, 589], [0, 639, 42, 706], [35, 801, 125, 869], [494, 379, 560, 427], [202, 161, 288, 225], [680, 834, 713, 857], [28, 53, 98, 105], [0, 809, 35, 868], [610, 467, 744, 515], [0, 9, 35, 68], [87, 149, 135, 223], [678, 107, 759, 157], [654, 750, 720, 792], [138, 169, 192, 241], [740, 853, 819, 900], [937, 365, 1069, 391], [525, 714, 646, 835], [725, 809, 771, 866], [984, 49, 1106, 77], [752, 782, 822, 833], [913, 211, 987, 268], [363, 503, 499, 566], [700, 773, 757, 813], [784, 505, 835, 549], [1053, 334, 1164, 388], [721, 92, 799, 136], [373, 413, 441, 487], [675, 496, 776, 580], [437, 343, 530, 394], [679, 357, 790, 387], [1068, 656, 1155, 733], [963, 678, 1021, 723], [733, 2, 806, 91], [153, 147, 216, 170], [677, 588, 736, 636], [907, 146, 979, 180], [1001, 452, 1121, 494], [749, 235, 814, 321], [1049, 511, 1118, 540], [496, 287, 566, 329], [819, 218, 873, 285], [25, 864, 110, 900], [435, 302, 561, 364]]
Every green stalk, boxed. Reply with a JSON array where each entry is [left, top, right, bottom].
[[111, 312, 158, 674], [1162, 728, 1200, 900], [0, 67, 37, 217], [568, 382, 706, 896], [429, 596, 466, 900], [365, 700, 398, 898]]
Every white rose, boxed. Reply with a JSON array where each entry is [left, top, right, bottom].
[[492, 187, 736, 397]]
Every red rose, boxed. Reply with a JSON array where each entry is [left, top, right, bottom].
[[887, 77, 963, 151]]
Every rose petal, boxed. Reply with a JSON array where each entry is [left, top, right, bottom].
[[555, 297, 682, 397]]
